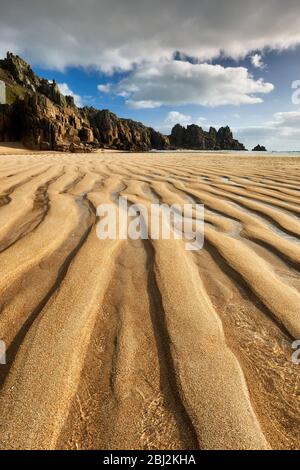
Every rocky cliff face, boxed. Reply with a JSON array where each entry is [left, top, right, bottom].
[[170, 123, 245, 151], [84, 108, 169, 151], [0, 52, 75, 107], [15, 94, 93, 151], [0, 53, 95, 151], [0, 52, 246, 152]]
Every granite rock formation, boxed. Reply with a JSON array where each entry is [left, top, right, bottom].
[[252, 144, 267, 151], [170, 123, 245, 150], [84, 108, 169, 151]]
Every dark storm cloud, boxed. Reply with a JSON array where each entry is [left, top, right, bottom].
[[0, 0, 300, 71]]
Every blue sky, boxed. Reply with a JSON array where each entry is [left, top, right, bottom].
[[2, 0, 300, 150]]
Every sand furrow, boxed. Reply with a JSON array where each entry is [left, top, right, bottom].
[[0, 236, 122, 449], [57, 238, 198, 450], [152, 237, 269, 449], [0, 166, 64, 248]]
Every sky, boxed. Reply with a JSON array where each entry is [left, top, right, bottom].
[[1, 0, 300, 150]]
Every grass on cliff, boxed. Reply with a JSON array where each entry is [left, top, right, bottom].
[[0, 69, 29, 105]]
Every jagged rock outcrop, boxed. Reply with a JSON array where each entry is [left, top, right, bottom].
[[170, 123, 245, 150], [0, 52, 246, 152], [216, 126, 245, 150], [252, 144, 267, 151], [84, 108, 169, 151], [0, 52, 40, 92], [0, 53, 95, 151], [17, 94, 94, 151], [0, 52, 71, 107]]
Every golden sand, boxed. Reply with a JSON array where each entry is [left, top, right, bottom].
[[0, 150, 299, 450]]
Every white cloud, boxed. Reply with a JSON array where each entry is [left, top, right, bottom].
[[251, 53, 265, 69], [165, 111, 192, 126], [1, 1, 300, 72], [159, 111, 207, 133], [195, 117, 207, 125], [58, 82, 82, 107], [269, 110, 300, 136], [97, 83, 112, 93], [126, 100, 161, 109], [109, 59, 274, 108], [164, 111, 207, 127]]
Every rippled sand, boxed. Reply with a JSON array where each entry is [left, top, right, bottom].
[[0, 150, 300, 450]]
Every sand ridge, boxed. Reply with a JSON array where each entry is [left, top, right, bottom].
[[0, 150, 299, 449]]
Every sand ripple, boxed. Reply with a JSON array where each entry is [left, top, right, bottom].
[[0, 151, 299, 449]]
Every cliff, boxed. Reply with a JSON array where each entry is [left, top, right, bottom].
[[170, 123, 245, 151], [0, 52, 245, 152], [84, 108, 169, 151]]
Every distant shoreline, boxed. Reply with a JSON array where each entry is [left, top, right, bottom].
[[1, 143, 300, 159]]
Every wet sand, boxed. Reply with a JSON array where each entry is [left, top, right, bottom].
[[0, 150, 299, 450]]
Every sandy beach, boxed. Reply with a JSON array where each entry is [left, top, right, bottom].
[[0, 149, 299, 450]]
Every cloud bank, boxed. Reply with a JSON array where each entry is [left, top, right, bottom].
[[1, 0, 300, 72]]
